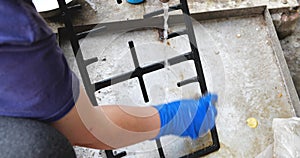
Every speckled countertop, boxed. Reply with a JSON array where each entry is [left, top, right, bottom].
[[45, 0, 300, 157], [45, 0, 299, 32]]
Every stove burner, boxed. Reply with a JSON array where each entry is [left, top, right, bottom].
[[57, 0, 220, 157]]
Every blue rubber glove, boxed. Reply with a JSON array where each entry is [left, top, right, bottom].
[[153, 94, 218, 139], [126, 0, 144, 4]]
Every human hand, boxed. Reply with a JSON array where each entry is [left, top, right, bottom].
[[153, 93, 218, 139]]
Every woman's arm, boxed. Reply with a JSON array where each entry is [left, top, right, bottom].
[[51, 86, 160, 149], [51, 84, 217, 149]]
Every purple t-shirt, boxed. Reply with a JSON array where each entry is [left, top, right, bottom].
[[0, 0, 80, 122]]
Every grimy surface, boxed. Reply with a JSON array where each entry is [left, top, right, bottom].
[[281, 18, 300, 103], [61, 9, 298, 157], [49, 0, 300, 157], [46, 0, 299, 32]]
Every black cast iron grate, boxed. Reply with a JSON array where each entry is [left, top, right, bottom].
[[57, 0, 220, 157]]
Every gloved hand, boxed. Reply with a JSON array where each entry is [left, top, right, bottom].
[[153, 93, 218, 139], [126, 0, 144, 4]]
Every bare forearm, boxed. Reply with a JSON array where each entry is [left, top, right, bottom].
[[101, 105, 160, 133], [52, 86, 160, 149], [91, 105, 160, 148]]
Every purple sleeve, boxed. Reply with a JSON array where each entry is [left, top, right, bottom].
[[0, 0, 53, 45], [0, 35, 80, 122], [0, 0, 80, 122]]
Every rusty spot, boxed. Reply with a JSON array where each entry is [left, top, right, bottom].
[[167, 41, 171, 46], [278, 93, 283, 98]]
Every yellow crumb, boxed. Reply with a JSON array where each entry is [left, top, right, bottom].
[[247, 117, 258, 128]]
